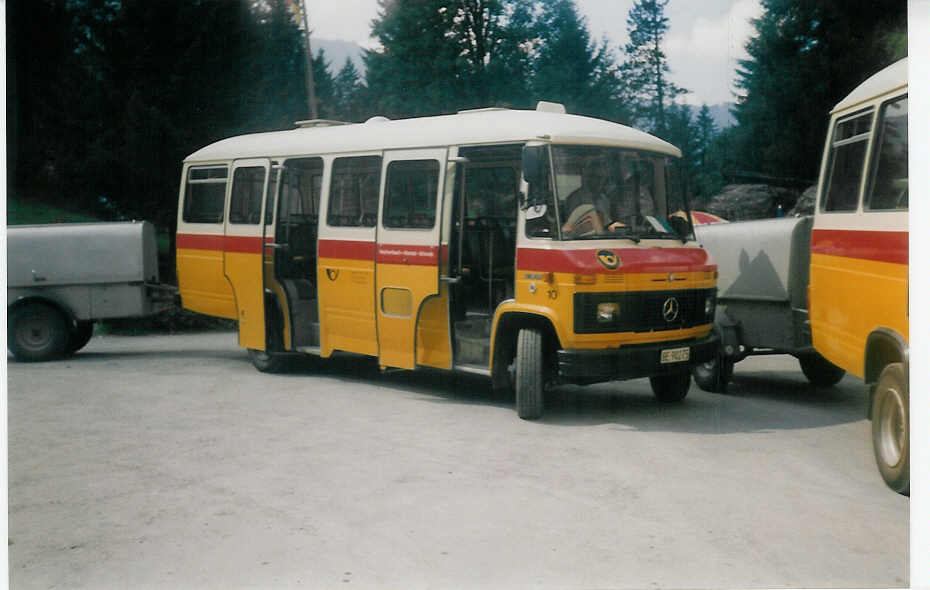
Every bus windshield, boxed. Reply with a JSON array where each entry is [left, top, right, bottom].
[[551, 146, 691, 241]]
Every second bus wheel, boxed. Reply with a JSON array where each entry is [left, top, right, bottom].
[[871, 363, 909, 495], [248, 348, 288, 373], [515, 328, 545, 420], [650, 371, 691, 402], [798, 353, 846, 387], [8, 302, 70, 362], [692, 353, 733, 393]]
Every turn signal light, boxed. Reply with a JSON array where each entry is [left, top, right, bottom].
[[574, 274, 596, 285]]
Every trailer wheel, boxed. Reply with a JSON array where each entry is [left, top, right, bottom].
[[248, 349, 287, 373], [67, 321, 95, 354], [515, 328, 544, 420], [871, 363, 909, 495], [8, 302, 70, 362], [692, 354, 733, 393], [650, 371, 691, 402], [798, 353, 845, 387]]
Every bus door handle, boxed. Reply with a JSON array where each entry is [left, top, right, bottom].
[[264, 242, 286, 250], [440, 276, 461, 285]]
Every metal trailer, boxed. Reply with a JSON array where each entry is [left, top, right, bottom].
[[7, 221, 175, 361], [692, 216, 845, 392]]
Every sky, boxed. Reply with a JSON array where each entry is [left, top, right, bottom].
[[303, 0, 764, 107]]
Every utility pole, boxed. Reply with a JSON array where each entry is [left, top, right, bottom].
[[298, 0, 319, 119]]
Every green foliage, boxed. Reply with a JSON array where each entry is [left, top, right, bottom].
[[620, 0, 687, 135], [364, 0, 463, 117], [731, 0, 907, 181], [7, 0, 310, 232], [7, 195, 101, 225], [532, 1, 628, 122], [332, 58, 367, 122]]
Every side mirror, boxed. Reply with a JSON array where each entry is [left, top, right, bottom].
[[522, 145, 546, 185]]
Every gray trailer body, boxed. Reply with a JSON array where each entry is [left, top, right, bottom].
[[692, 216, 844, 391], [696, 216, 814, 355], [7, 222, 173, 361]]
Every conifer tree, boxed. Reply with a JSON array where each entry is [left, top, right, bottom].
[[532, 0, 626, 122], [732, 0, 906, 180], [333, 58, 366, 122], [620, 0, 686, 135]]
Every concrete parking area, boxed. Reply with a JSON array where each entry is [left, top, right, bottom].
[[7, 332, 909, 589]]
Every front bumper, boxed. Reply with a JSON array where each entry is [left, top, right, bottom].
[[557, 333, 719, 383]]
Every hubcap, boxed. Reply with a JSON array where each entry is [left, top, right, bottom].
[[877, 386, 906, 467], [17, 317, 52, 352]]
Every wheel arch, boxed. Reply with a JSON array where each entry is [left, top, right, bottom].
[[489, 307, 561, 389], [8, 294, 77, 324]]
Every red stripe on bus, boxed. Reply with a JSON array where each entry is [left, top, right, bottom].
[[811, 229, 908, 265], [376, 244, 439, 266], [177, 233, 225, 251], [177, 233, 267, 254], [516, 247, 713, 274], [318, 239, 376, 261]]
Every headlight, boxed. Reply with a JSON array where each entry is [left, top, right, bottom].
[[597, 302, 620, 323], [704, 293, 717, 320]]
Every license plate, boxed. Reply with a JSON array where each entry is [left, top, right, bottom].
[[660, 347, 690, 364]]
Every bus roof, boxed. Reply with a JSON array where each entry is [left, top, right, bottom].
[[184, 107, 682, 163], [832, 58, 907, 114]]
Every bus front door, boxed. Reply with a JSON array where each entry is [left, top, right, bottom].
[[375, 149, 448, 369], [224, 158, 271, 350]]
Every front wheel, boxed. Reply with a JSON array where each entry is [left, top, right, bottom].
[[515, 328, 544, 420], [248, 348, 287, 373], [871, 363, 909, 495], [798, 353, 845, 387], [650, 371, 691, 403], [8, 303, 70, 362]]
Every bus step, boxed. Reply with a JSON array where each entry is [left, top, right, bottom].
[[454, 318, 491, 366]]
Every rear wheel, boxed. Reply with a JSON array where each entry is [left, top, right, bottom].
[[798, 353, 845, 387], [8, 303, 70, 362], [692, 354, 733, 393], [871, 363, 909, 495], [515, 328, 544, 420], [650, 371, 691, 403], [248, 348, 287, 373]]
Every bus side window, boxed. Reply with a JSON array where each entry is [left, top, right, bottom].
[[183, 166, 228, 223], [328, 156, 382, 227], [229, 166, 266, 224], [383, 160, 440, 229], [867, 96, 908, 211], [822, 110, 873, 212]]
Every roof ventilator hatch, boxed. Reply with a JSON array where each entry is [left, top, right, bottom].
[[535, 101, 566, 114]]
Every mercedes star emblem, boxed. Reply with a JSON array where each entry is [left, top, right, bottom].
[[662, 297, 680, 322]]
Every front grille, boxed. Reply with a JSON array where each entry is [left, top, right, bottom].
[[574, 289, 714, 334]]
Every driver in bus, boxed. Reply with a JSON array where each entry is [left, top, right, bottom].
[[562, 160, 625, 236]]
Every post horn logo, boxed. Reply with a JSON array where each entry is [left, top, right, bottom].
[[662, 297, 680, 322], [326, 268, 340, 281], [596, 249, 621, 270]]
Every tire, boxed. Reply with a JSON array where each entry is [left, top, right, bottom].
[[798, 353, 846, 387], [67, 320, 95, 354], [871, 363, 909, 495], [692, 354, 733, 393], [650, 371, 691, 403], [8, 303, 70, 362], [515, 328, 544, 420], [248, 348, 287, 373]]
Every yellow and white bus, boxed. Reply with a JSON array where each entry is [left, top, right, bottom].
[[809, 58, 909, 492], [176, 102, 719, 419]]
